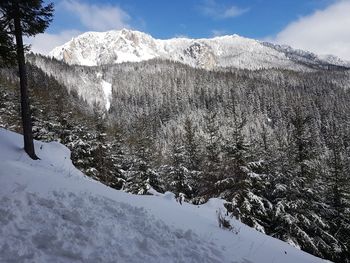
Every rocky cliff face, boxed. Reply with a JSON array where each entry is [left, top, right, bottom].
[[49, 29, 349, 71]]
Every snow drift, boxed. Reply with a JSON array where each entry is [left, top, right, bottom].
[[0, 128, 327, 263]]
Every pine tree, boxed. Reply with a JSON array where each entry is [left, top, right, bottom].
[[197, 109, 222, 202], [0, 28, 16, 66], [91, 111, 109, 182], [220, 98, 271, 232], [166, 129, 193, 201], [0, 0, 54, 159], [270, 106, 325, 257], [183, 117, 200, 170], [124, 114, 163, 195], [323, 118, 350, 262], [108, 125, 129, 190]]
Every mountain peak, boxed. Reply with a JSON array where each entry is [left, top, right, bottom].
[[49, 29, 348, 70]]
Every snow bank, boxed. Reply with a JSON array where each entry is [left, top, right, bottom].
[[0, 128, 327, 263]]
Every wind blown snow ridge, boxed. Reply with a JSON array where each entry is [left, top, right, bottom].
[[49, 29, 349, 71], [0, 128, 326, 263]]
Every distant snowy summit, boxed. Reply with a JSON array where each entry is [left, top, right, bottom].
[[50, 29, 349, 71]]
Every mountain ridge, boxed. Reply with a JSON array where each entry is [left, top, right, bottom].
[[49, 28, 350, 71]]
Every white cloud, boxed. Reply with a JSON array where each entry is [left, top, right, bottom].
[[25, 30, 81, 55], [271, 0, 350, 61], [199, 0, 249, 19], [211, 29, 228, 37], [222, 6, 249, 19], [61, 0, 130, 31], [174, 34, 190, 39]]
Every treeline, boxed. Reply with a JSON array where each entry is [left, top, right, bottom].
[[1, 59, 350, 262]]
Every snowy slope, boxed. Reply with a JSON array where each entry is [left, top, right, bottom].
[[0, 128, 328, 263], [49, 29, 349, 71]]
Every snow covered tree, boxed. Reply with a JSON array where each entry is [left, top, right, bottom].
[[197, 108, 222, 202], [183, 117, 200, 171], [0, 0, 54, 159], [322, 117, 350, 262], [124, 162, 162, 195], [124, 114, 163, 195], [219, 97, 271, 232], [164, 129, 194, 201], [91, 111, 109, 180], [107, 125, 129, 190], [269, 105, 327, 257]]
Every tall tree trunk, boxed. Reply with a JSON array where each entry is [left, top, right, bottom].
[[13, 2, 38, 160]]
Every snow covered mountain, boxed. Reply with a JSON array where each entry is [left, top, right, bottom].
[[0, 128, 327, 263], [49, 29, 349, 71]]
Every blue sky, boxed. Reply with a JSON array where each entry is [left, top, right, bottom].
[[27, 0, 350, 61], [48, 0, 334, 39]]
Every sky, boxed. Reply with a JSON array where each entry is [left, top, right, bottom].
[[26, 0, 350, 61]]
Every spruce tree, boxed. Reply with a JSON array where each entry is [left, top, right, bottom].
[[125, 114, 162, 195], [183, 117, 200, 170], [198, 109, 222, 202], [167, 129, 193, 201], [92, 111, 109, 182], [270, 105, 325, 257], [323, 117, 350, 262], [108, 125, 128, 190]]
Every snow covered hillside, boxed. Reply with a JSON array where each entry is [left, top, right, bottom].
[[49, 29, 349, 71], [0, 128, 328, 263]]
